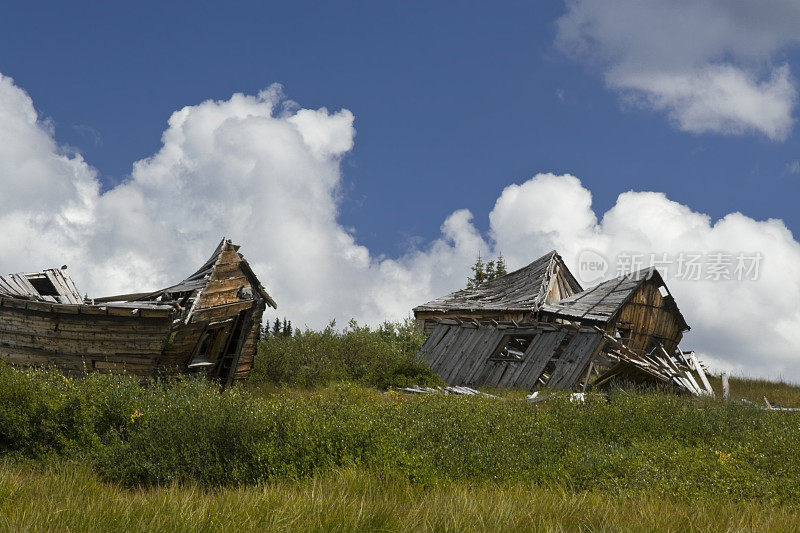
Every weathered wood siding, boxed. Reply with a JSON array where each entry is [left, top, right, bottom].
[[413, 251, 583, 335], [415, 310, 533, 336], [233, 306, 263, 382], [612, 279, 684, 355], [162, 242, 266, 382], [417, 322, 604, 391], [544, 266, 582, 304], [0, 298, 172, 375]]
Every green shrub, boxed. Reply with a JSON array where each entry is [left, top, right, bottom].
[[251, 319, 440, 389], [92, 385, 800, 500], [0, 364, 96, 459], [4, 361, 800, 503]]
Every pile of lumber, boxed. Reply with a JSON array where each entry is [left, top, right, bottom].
[[590, 326, 714, 396]]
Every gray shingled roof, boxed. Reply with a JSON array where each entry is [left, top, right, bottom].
[[413, 251, 581, 313], [541, 267, 688, 330], [0, 269, 83, 304]]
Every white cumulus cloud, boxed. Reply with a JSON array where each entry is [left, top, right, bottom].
[[1, 73, 800, 380], [556, 0, 800, 140]]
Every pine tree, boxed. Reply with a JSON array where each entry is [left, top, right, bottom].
[[282, 318, 288, 336], [485, 260, 496, 281], [272, 318, 281, 337], [467, 252, 487, 288], [285, 320, 293, 337], [495, 253, 508, 277], [467, 252, 508, 287]]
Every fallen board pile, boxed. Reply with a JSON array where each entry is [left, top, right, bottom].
[[593, 326, 713, 395], [416, 319, 714, 396], [395, 385, 498, 397]]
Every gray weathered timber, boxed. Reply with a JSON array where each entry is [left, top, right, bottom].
[[416, 318, 710, 395], [418, 322, 605, 391], [540, 268, 687, 329], [0, 239, 276, 386], [414, 251, 582, 314]]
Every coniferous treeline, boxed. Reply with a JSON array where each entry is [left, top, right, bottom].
[[262, 317, 293, 338], [467, 252, 508, 288]]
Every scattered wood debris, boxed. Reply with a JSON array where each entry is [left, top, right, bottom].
[[414, 252, 714, 396], [527, 391, 598, 403], [395, 385, 498, 397], [0, 239, 275, 386], [763, 397, 800, 412]]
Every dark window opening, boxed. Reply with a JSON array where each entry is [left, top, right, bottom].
[[189, 331, 218, 368], [489, 334, 536, 362], [26, 275, 59, 297], [616, 327, 632, 342]]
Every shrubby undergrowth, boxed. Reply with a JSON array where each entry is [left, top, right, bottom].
[[3, 362, 800, 502], [251, 319, 439, 389]]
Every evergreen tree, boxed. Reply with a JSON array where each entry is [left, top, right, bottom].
[[272, 318, 281, 337], [282, 318, 288, 336], [467, 252, 509, 287], [285, 320, 293, 337], [467, 253, 487, 288], [485, 259, 496, 281], [495, 253, 508, 277]]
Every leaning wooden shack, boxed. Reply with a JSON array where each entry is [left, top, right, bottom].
[[0, 239, 275, 386], [413, 251, 583, 335], [415, 254, 713, 396]]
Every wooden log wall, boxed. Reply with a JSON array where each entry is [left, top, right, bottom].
[[162, 242, 264, 380], [414, 311, 534, 336], [0, 299, 172, 376], [417, 322, 605, 391], [612, 279, 684, 355]]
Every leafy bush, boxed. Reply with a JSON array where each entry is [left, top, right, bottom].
[[251, 319, 440, 389], [0, 364, 97, 459], [4, 360, 800, 502]]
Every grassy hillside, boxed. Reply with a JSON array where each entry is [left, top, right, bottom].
[[706, 374, 800, 408], [3, 361, 800, 499], [2, 321, 800, 531]]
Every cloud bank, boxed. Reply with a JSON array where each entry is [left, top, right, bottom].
[[556, 0, 800, 140], [1, 74, 799, 380]]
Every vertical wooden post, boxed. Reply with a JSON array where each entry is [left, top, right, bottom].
[[722, 372, 730, 400]]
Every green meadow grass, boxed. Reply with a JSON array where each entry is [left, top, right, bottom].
[[3, 321, 800, 531], [706, 374, 800, 408], [3, 361, 800, 503], [2, 462, 800, 533]]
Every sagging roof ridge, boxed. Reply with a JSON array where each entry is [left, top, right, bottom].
[[413, 250, 577, 313]]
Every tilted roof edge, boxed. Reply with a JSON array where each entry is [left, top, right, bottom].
[[413, 250, 581, 313]]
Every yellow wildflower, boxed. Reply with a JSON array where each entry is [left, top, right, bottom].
[[130, 409, 144, 423]]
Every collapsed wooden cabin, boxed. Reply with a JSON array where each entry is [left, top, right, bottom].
[[539, 267, 689, 357], [415, 255, 713, 396], [413, 251, 583, 335], [0, 239, 275, 386]]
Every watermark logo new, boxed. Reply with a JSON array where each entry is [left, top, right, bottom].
[[576, 249, 608, 284], [574, 249, 763, 283]]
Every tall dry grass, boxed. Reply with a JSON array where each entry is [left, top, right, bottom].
[[2, 462, 799, 533]]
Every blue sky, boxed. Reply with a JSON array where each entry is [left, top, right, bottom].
[[2, 1, 798, 257], [2, 2, 800, 378]]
